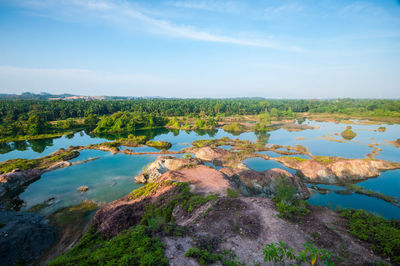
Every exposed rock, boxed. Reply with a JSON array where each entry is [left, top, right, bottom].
[[193, 147, 230, 162], [158, 165, 231, 196], [0, 169, 42, 198], [0, 211, 57, 265], [135, 156, 201, 183], [78, 186, 89, 192], [282, 123, 317, 132], [94, 165, 231, 238], [93, 169, 384, 265], [277, 157, 399, 184], [220, 167, 310, 199], [43, 161, 72, 172]]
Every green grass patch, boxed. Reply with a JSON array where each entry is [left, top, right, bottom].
[[340, 209, 400, 264], [129, 182, 163, 199], [48, 225, 168, 266], [226, 188, 240, 198], [341, 126, 357, 140], [282, 156, 307, 162], [146, 140, 172, 150], [272, 178, 310, 221], [0, 149, 80, 174]]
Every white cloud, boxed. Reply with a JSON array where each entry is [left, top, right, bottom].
[[264, 3, 303, 16], [12, 0, 302, 51], [165, 0, 239, 13]]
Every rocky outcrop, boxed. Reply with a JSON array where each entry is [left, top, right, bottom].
[[282, 123, 317, 132], [0, 168, 42, 198], [220, 168, 310, 199], [135, 156, 201, 183], [193, 147, 230, 162], [0, 211, 57, 265], [277, 157, 400, 184], [92, 162, 383, 265]]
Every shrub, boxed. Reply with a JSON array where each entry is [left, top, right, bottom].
[[340, 209, 400, 264], [341, 126, 357, 140], [263, 241, 335, 265], [273, 178, 310, 221]]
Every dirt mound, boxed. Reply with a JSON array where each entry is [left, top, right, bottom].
[[135, 156, 201, 183], [278, 157, 399, 184], [220, 167, 310, 199], [193, 147, 230, 162], [158, 165, 231, 196]]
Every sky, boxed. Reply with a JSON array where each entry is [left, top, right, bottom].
[[0, 0, 399, 98]]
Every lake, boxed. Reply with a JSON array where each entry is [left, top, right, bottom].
[[2, 120, 399, 219]]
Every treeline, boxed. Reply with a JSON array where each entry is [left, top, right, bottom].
[[1, 98, 399, 119], [0, 98, 399, 139]]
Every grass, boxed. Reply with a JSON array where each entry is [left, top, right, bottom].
[[281, 156, 307, 162], [128, 182, 163, 199], [0, 130, 78, 143], [272, 178, 310, 221], [341, 126, 357, 140], [222, 123, 246, 133], [50, 182, 219, 265], [0, 158, 39, 174], [119, 135, 148, 146], [48, 225, 168, 266], [146, 140, 172, 150], [185, 245, 243, 265], [226, 188, 240, 198], [340, 209, 400, 264], [0, 149, 79, 174], [50, 200, 99, 229], [313, 155, 341, 164], [344, 184, 399, 206]]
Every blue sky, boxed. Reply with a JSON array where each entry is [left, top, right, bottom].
[[0, 0, 399, 98]]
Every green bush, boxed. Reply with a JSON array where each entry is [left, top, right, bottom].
[[272, 178, 310, 221], [263, 241, 334, 265], [48, 226, 168, 266], [340, 209, 400, 264]]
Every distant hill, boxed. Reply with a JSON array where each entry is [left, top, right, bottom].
[[0, 92, 105, 100]]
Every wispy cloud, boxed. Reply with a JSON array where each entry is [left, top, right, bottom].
[[12, 0, 302, 51], [165, 0, 239, 13], [264, 3, 303, 17]]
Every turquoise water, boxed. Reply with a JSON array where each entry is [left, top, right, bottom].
[[0, 131, 108, 161], [2, 121, 399, 219], [20, 150, 158, 214], [308, 191, 400, 219], [243, 157, 296, 174]]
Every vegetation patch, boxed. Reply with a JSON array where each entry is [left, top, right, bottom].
[[48, 225, 168, 266], [281, 156, 308, 162], [93, 111, 168, 134], [222, 123, 246, 133], [118, 135, 148, 146], [272, 179, 310, 221], [342, 184, 399, 207], [146, 140, 172, 150], [340, 209, 400, 264], [341, 126, 357, 140], [263, 241, 335, 265], [313, 155, 342, 165], [226, 188, 240, 198], [0, 149, 79, 174]]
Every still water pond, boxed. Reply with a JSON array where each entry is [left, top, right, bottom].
[[1, 120, 399, 219]]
